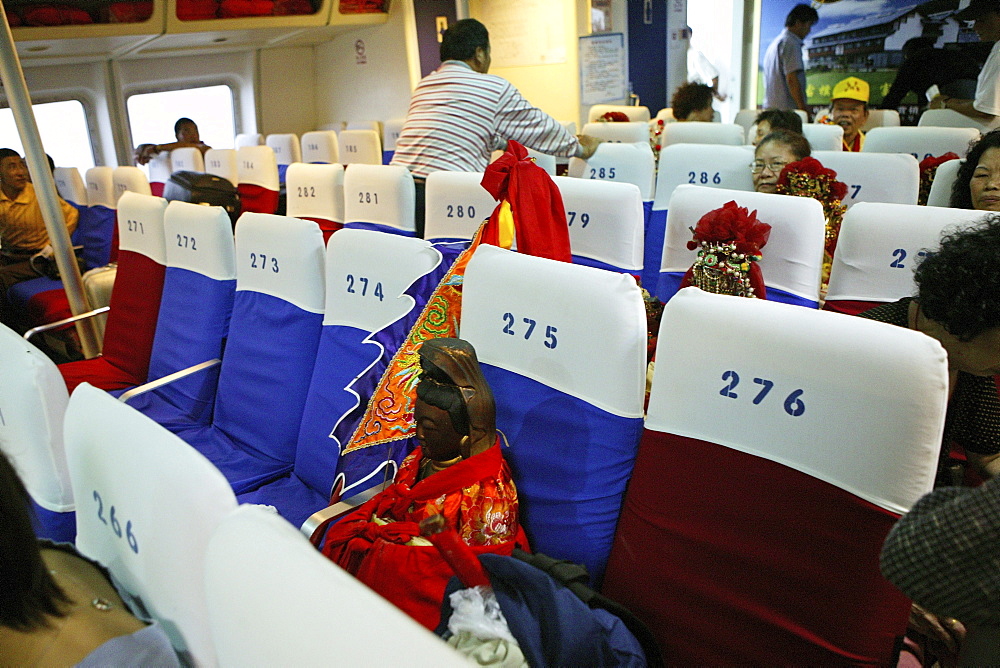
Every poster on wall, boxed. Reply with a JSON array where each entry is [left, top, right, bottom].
[[580, 33, 627, 105], [591, 0, 612, 33], [757, 0, 990, 123], [477, 0, 567, 68]]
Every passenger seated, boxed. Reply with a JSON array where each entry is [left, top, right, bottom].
[[751, 129, 810, 193], [0, 148, 79, 330], [0, 452, 179, 666], [858, 214, 1000, 486], [134, 117, 211, 166], [950, 129, 1000, 211], [751, 109, 803, 146], [320, 337, 528, 631], [670, 82, 714, 122]]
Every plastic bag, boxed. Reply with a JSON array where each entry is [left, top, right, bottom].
[[447, 586, 517, 644]]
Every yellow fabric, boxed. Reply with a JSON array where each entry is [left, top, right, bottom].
[[0, 183, 78, 252], [832, 77, 870, 103], [497, 200, 514, 250]]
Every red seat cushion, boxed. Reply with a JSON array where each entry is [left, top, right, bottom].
[[237, 184, 279, 215], [602, 430, 910, 665], [822, 299, 880, 316], [22, 5, 93, 25], [59, 250, 165, 393]]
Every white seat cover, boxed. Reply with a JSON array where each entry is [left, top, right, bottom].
[[423, 171, 496, 241], [802, 124, 844, 151], [661, 185, 825, 304], [650, 288, 946, 513], [237, 145, 279, 190], [582, 121, 650, 144], [265, 133, 302, 165], [560, 120, 577, 135], [112, 166, 152, 202], [65, 384, 238, 664], [927, 158, 963, 208], [85, 166, 116, 209], [733, 109, 758, 132], [0, 326, 72, 512], [918, 108, 999, 133], [655, 107, 676, 122], [204, 148, 239, 186], [324, 228, 441, 331], [164, 201, 237, 281], [812, 150, 919, 208], [661, 123, 745, 147], [204, 505, 467, 668], [826, 202, 985, 303], [286, 162, 345, 224], [861, 109, 901, 131], [588, 104, 650, 123], [170, 147, 205, 173], [461, 245, 645, 417], [527, 148, 557, 175], [382, 118, 406, 152], [234, 212, 325, 314], [146, 151, 172, 186], [652, 144, 754, 208], [301, 130, 340, 164], [343, 163, 415, 234], [567, 142, 655, 200], [54, 167, 86, 206], [338, 129, 383, 165], [553, 175, 644, 273], [235, 132, 263, 148], [862, 126, 981, 160], [117, 192, 168, 264]]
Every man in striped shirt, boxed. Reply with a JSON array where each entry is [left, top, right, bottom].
[[391, 19, 601, 236]]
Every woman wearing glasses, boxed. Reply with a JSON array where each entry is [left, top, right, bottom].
[[751, 129, 811, 193]]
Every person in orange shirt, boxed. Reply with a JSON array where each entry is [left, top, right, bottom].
[[829, 77, 870, 152], [0, 148, 79, 327]]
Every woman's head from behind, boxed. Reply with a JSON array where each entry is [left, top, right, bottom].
[[0, 451, 69, 630], [915, 213, 1000, 375], [752, 130, 811, 193], [951, 129, 1000, 211]]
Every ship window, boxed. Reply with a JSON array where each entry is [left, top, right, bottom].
[[0, 99, 95, 171], [127, 85, 235, 151]]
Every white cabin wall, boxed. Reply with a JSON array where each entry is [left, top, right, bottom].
[[16, 62, 117, 168], [468, 0, 589, 128], [258, 45, 317, 136], [313, 0, 418, 128], [116, 51, 257, 148]]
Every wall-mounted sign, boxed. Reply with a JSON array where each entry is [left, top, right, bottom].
[[580, 32, 627, 105], [355, 39, 367, 65]]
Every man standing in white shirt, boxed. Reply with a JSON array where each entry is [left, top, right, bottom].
[[762, 4, 818, 115], [929, 0, 1000, 127]]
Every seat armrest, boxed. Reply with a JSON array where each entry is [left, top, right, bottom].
[[23, 306, 110, 342], [300, 484, 386, 544], [118, 358, 222, 404]]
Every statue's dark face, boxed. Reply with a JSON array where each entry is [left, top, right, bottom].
[[414, 396, 464, 462]]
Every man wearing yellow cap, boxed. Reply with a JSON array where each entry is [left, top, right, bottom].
[[830, 77, 870, 152]]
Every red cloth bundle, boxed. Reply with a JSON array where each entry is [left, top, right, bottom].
[[23, 5, 93, 25]]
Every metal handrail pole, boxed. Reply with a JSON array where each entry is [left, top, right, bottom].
[[0, 1, 100, 358]]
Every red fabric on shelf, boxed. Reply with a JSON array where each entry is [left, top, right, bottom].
[[175, 0, 219, 20], [107, 1, 153, 22], [602, 429, 910, 666], [218, 0, 274, 17], [22, 5, 93, 25], [59, 250, 165, 393]]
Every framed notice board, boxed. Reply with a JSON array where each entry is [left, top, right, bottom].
[[580, 32, 627, 105]]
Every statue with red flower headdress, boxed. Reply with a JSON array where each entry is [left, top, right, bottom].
[[679, 200, 772, 298]]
